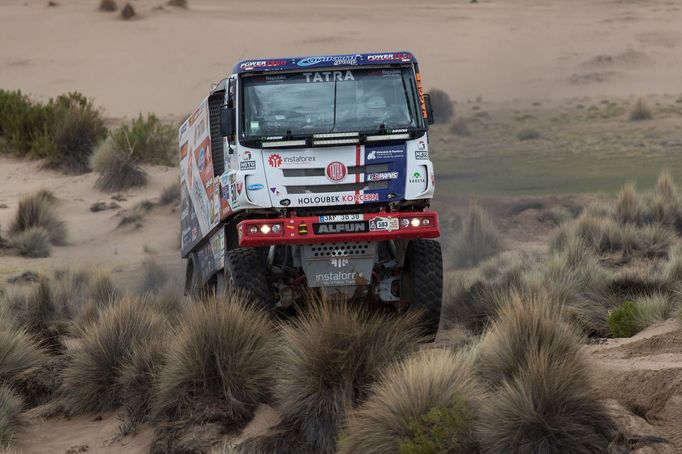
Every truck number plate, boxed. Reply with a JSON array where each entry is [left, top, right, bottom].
[[319, 214, 364, 223], [369, 217, 399, 232]]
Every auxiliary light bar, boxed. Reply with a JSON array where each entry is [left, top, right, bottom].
[[261, 140, 307, 148], [365, 133, 411, 142]]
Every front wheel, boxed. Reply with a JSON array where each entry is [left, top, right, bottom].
[[402, 239, 443, 341], [224, 247, 275, 310]]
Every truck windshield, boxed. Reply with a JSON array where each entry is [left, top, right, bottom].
[[240, 67, 422, 138]]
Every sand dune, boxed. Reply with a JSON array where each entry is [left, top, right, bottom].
[[1, 0, 681, 118]]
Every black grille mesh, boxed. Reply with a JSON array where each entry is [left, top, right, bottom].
[[208, 94, 224, 176]]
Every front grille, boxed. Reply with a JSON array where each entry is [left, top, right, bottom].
[[208, 93, 225, 176], [286, 181, 389, 194], [308, 242, 372, 257], [282, 163, 389, 178]]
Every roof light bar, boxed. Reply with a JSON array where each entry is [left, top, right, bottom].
[[313, 132, 360, 139], [261, 140, 307, 148], [365, 133, 411, 142], [313, 138, 360, 146]]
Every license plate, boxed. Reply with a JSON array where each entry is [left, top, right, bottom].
[[369, 217, 399, 232], [313, 221, 369, 235], [319, 214, 364, 223]]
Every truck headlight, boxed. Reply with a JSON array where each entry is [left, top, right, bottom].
[[260, 224, 272, 234], [410, 218, 421, 228], [272, 224, 282, 234], [249, 226, 258, 234]]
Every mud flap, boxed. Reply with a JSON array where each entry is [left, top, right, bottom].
[[301, 242, 377, 288]]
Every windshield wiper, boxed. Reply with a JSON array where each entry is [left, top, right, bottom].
[[329, 77, 339, 133]]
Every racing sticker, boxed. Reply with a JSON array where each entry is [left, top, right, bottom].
[[369, 216, 399, 232], [365, 144, 406, 161]]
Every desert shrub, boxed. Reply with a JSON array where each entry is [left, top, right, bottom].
[[117, 200, 154, 228], [0, 91, 105, 172], [449, 204, 503, 269], [99, 0, 117, 11], [61, 296, 166, 413], [0, 323, 44, 383], [427, 89, 454, 124], [450, 118, 471, 137], [154, 295, 276, 427], [275, 302, 425, 453], [20, 278, 64, 353], [543, 205, 574, 225], [634, 224, 674, 257], [147, 290, 187, 325], [0, 386, 23, 447], [608, 294, 674, 338], [628, 97, 653, 121], [159, 182, 180, 206], [118, 337, 168, 434], [516, 128, 540, 141], [475, 291, 583, 388], [45, 97, 107, 174], [478, 350, 616, 453], [121, 2, 135, 19], [9, 190, 66, 246], [10, 227, 51, 258], [226, 426, 313, 454], [167, 0, 187, 7], [88, 272, 120, 306], [90, 137, 147, 192], [339, 349, 481, 454], [111, 113, 176, 165], [608, 264, 669, 301]]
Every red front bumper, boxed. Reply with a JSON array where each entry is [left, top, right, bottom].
[[238, 211, 440, 247]]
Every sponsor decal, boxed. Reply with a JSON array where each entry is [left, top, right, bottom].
[[298, 195, 340, 205], [268, 153, 315, 167], [191, 227, 197, 240], [330, 257, 349, 268], [367, 171, 398, 182], [418, 141, 427, 151], [326, 161, 347, 182], [366, 145, 406, 161], [239, 59, 287, 70], [415, 151, 429, 160], [303, 71, 355, 83], [197, 147, 206, 171], [268, 154, 283, 168], [243, 150, 252, 160], [387, 192, 397, 200], [369, 216, 400, 232], [297, 54, 362, 67], [247, 184, 264, 191], [280, 198, 291, 206], [409, 171, 426, 184], [236, 182, 243, 194], [314, 271, 361, 284], [314, 222, 368, 235], [180, 123, 188, 135], [270, 186, 285, 196], [240, 161, 256, 171], [367, 52, 411, 62], [341, 193, 379, 203]]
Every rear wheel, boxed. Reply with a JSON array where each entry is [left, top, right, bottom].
[[224, 247, 275, 310], [402, 238, 443, 341], [185, 254, 207, 299]]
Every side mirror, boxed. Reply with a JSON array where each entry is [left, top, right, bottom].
[[220, 105, 235, 137], [423, 94, 435, 125]]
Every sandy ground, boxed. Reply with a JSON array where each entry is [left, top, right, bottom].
[[1, 0, 682, 118], [0, 156, 183, 291]]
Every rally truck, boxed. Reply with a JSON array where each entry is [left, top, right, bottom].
[[179, 51, 443, 336]]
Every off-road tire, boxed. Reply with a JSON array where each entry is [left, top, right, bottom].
[[185, 254, 209, 299], [225, 247, 275, 310], [403, 238, 443, 341]]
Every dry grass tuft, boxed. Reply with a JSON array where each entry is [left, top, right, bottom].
[[339, 348, 481, 454], [615, 183, 641, 225], [275, 301, 425, 453], [167, 0, 187, 7], [99, 0, 117, 11], [118, 337, 168, 435], [61, 296, 166, 413], [449, 204, 503, 269], [478, 350, 616, 453], [9, 191, 67, 246], [121, 2, 135, 19], [628, 97, 653, 121], [476, 292, 616, 452], [0, 386, 24, 447], [10, 227, 51, 258], [91, 137, 147, 192], [475, 291, 583, 388], [0, 321, 44, 384], [153, 295, 276, 428], [159, 182, 180, 206]]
